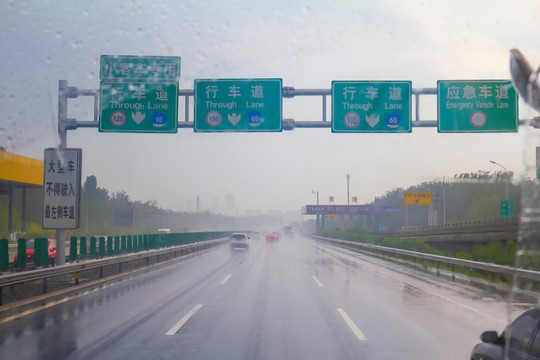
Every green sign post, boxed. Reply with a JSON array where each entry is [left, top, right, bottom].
[[194, 79, 282, 132], [500, 200, 514, 219], [331, 81, 412, 133], [437, 80, 518, 133], [99, 55, 180, 133]]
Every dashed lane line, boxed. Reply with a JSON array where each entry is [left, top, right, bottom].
[[337, 308, 368, 341], [220, 274, 232, 285], [165, 304, 203, 336], [312, 275, 324, 287]]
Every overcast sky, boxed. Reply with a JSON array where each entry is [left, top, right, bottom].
[[2, 0, 540, 215]]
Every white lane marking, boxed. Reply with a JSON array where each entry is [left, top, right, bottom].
[[220, 274, 232, 285], [166, 304, 203, 336], [337, 308, 367, 341], [320, 246, 505, 325], [312, 275, 324, 287]]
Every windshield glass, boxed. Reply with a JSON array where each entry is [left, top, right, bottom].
[[1, 1, 540, 359]]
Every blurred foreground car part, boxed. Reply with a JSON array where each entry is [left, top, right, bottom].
[[471, 307, 540, 360], [510, 48, 540, 112]]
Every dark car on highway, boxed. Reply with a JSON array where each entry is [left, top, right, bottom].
[[471, 307, 540, 360], [266, 232, 280, 242]]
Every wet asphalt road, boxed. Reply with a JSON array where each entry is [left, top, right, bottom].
[[0, 235, 515, 359]]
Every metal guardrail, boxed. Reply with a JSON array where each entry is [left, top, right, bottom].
[[379, 217, 520, 237], [0, 237, 228, 306], [313, 235, 540, 282]]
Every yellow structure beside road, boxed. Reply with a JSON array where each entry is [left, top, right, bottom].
[[0, 151, 43, 186]]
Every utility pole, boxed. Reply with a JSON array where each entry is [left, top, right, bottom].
[[312, 190, 320, 232], [346, 173, 351, 206]]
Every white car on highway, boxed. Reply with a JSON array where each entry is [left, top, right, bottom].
[[229, 233, 250, 250]]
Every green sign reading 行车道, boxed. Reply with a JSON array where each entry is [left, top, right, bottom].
[[331, 81, 412, 133], [99, 81, 178, 133], [100, 55, 181, 80], [438, 80, 518, 133], [194, 79, 282, 132]]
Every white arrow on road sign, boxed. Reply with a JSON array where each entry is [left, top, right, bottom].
[[365, 114, 380, 128], [228, 113, 241, 126], [132, 111, 145, 125]]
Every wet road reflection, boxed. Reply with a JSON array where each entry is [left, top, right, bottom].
[[0, 235, 527, 359]]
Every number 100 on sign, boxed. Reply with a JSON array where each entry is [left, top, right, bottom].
[[344, 112, 360, 128], [332, 81, 412, 133]]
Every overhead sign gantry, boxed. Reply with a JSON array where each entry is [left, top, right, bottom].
[[302, 205, 403, 215], [54, 53, 538, 262]]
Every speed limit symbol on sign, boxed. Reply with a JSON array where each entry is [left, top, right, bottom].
[[110, 111, 126, 127], [206, 110, 222, 127], [344, 112, 360, 128]]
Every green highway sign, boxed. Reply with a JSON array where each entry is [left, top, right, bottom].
[[437, 80, 518, 133], [500, 200, 514, 219], [331, 81, 412, 133], [194, 79, 282, 132], [100, 55, 181, 80], [99, 81, 178, 133]]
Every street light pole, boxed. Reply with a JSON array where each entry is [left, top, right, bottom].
[[489, 160, 509, 199], [441, 181, 446, 225], [346, 173, 351, 206]]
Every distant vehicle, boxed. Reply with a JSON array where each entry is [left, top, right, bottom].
[[283, 226, 294, 235], [266, 232, 280, 242], [229, 233, 250, 250], [157, 228, 171, 234], [470, 307, 540, 360], [13, 238, 57, 265]]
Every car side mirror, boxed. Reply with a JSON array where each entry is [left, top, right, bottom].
[[480, 331, 499, 344]]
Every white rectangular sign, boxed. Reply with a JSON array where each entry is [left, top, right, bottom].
[[42, 148, 82, 229]]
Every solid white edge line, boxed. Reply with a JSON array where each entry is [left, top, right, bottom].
[[312, 275, 324, 287], [220, 274, 233, 285], [337, 308, 367, 341], [166, 304, 203, 336]]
